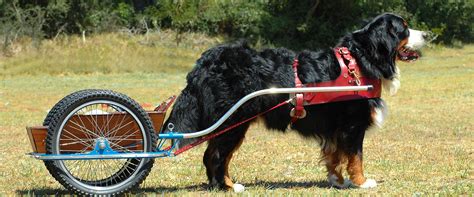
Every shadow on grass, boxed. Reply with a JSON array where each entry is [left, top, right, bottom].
[[15, 184, 207, 196], [136, 183, 207, 193], [16, 188, 71, 196], [246, 180, 331, 189], [16, 180, 330, 195], [137, 180, 330, 193]]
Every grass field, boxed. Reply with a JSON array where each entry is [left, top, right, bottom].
[[0, 34, 472, 195]]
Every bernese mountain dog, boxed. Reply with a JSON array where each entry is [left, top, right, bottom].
[[163, 13, 429, 192]]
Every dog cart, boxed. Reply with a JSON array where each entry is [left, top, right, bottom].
[[27, 85, 372, 195]]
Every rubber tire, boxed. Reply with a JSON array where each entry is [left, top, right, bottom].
[[43, 89, 93, 189], [43, 89, 156, 196]]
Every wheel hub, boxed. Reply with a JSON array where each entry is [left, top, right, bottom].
[[98, 138, 107, 150], [92, 137, 115, 154]]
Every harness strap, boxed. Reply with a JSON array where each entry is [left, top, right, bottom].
[[335, 47, 360, 85], [303, 47, 381, 104], [172, 99, 291, 155], [290, 59, 306, 123], [290, 47, 381, 121], [338, 47, 357, 70]]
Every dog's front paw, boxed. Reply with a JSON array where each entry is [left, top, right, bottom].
[[328, 174, 352, 189], [232, 183, 245, 193], [358, 179, 377, 189]]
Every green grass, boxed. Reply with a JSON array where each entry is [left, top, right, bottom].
[[0, 34, 473, 195]]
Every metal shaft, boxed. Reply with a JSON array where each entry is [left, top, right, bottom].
[[159, 85, 373, 139]]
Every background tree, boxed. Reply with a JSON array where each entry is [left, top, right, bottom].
[[0, 0, 472, 50]]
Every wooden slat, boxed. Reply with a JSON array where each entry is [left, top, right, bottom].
[[27, 111, 167, 153], [26, 126, 48, 153], [148, 111, 165, 132]]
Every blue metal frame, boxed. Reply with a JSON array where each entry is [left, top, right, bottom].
[[158, 132, 184, 139], [30, 137, 180, 160]]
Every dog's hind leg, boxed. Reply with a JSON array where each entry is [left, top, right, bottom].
[[346, 152, 377, 188], [323, 149, 351, 188], [203, 123, 249, 192], [341, 126, 377, 189]]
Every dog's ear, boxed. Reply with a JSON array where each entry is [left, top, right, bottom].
[[354, 15, 399, 79]]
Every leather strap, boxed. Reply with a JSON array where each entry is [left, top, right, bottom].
[[290, 47, 382, 122], [303, 47, 381, 104], [290, 59, 306, 123], [338, 47, 357, 71]]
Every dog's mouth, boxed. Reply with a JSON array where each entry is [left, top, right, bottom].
[[398, 47, 420, 62]]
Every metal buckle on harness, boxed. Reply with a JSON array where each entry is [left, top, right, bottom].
[[290, 107, 306, 119], [289, 94, 307, 119], [339, 47, 349, 55], [348, 69, 361, 86]]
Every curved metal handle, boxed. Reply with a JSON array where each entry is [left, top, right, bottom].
[[159, 85, 373, 139]]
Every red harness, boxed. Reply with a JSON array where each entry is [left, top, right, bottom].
[[291, 47, 382, 122]]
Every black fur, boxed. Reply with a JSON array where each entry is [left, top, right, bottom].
[[163, 13, 410, 189]]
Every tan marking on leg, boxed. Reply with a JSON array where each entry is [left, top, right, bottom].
[[323, 150, 346, 185], [223, 134, 246, 190], [347, 153, 367, 186]]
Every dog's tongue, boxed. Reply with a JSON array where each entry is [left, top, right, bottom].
[[398, 47, 420, 62]]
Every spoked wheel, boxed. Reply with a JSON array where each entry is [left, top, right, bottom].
[[44, 89, 157, 196]]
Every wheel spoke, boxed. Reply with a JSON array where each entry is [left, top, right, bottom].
[[108, 120, 135, 139], [61, 102, 146, 180], [73, 111, 96, 142], [67, 119, 101, 138], [60, 129, 95, 150], [106, 112, 128, 138], [108, 129, 140, 146], [45, 91, 155, 195], [108, 141, 142, 153]]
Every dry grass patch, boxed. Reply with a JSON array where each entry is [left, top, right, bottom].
[[1, 31, 221, 75]]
